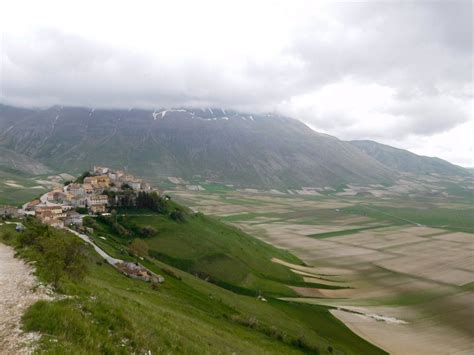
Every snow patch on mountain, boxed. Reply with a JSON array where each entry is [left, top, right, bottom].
[[153, 109, 187, 120]]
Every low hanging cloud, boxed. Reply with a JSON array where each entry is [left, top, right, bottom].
[[0, 0, 472, 165]]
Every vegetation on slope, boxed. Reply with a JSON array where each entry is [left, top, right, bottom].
[[0, 216, 385, 354], [85, 204, 310, 297], [0, 167, 48, 206]]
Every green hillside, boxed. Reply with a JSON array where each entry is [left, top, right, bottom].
[[84, 207, 329, 297], [0, 216, 384, 354], [0, 167, 48, 206]]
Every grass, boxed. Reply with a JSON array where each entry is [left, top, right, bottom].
[[200, 182, 235, 194], [307, 225, 389, 239], [0, 168, 49, 206], [88, 211, 311, 297], [343, 204, 474, 233], [0, 221, 385, 354]]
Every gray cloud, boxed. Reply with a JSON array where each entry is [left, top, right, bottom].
[[1, 1, 472, 147]]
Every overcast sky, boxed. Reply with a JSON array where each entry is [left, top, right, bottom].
[[1, 0, 472, 166]]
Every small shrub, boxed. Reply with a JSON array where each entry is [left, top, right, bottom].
[[75, 207, 88, 214], [129, 239, 149, 257], [75, 171, 90, 183], [140, 226, 156, 237], [170, 209, 186, 223]]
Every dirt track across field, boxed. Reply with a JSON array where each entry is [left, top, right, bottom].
[[0, 243, 52, 353]]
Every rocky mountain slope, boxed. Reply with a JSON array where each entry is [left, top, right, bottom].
[[0, 147, 52, 175], [351, 140, 469, 177], [0, 104, 468, 187], [0, 105, 394, 187]]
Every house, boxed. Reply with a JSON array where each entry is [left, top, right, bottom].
[[107, 172, 117, 181], [90, 204, 107, 214], [65, 211, 83, 226], [83, 183, 94, 195], [70, 197, 87, 208], [87, 195, 108, 214], [35, 205, 66, 228], [86, 194, 108, 206], [35, 205, 66, 219], [46, 189, 65, 202], [129, 180, 142, 190], [25, 200, 41, 212], [93, 166, 109, 175], [67, 183, 85, 197], [84, 175, 110, 189]]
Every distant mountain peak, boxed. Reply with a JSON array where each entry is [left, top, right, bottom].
[[0, 104, 468, 188]]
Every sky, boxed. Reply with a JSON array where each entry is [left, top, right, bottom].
[[1, 0, 472, 166]]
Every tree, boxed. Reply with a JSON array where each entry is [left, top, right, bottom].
[[75, 171, 91, 183]]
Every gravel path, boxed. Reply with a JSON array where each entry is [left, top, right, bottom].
[[0, 243, 52, 354]]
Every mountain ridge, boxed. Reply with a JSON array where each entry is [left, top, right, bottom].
[[350, 140, 469, 177], [0, 104, 468, 188]]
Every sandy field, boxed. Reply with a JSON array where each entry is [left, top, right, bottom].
[[331, 307, 474, 355]]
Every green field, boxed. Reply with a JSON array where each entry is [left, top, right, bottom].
[[0, 168, 48, 206]]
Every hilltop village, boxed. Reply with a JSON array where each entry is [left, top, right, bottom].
[[22, 166, 154, 228]]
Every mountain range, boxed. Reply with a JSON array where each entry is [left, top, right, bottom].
[[0, 104, 468, 187]]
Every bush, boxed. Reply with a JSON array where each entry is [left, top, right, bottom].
[[19, 229, 42, 247], [75, 171, 91, 183], [13, 221, 88, 290], [39, 234, 89, 289], [140, 226, 156, 237], [75, 207, 88, 214], [129, 239, 149, 257], [170, 209, 186, 223]]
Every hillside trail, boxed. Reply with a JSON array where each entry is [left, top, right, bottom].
[[0, 243, 52, 353]]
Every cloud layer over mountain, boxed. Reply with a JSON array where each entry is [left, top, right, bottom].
[[1, 0, 472, 165]]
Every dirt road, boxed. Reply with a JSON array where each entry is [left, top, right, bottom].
[[0, 243, 52, 353]]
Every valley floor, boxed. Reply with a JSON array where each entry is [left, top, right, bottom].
[[172, 188, 474, 355]]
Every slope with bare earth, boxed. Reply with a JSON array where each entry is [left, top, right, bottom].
[[0, 242, 52, 353]]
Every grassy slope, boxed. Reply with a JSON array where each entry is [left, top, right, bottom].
[[0, 222, 384, 354], [88, 212, 315, 297], [0, 167, 48, 206]]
